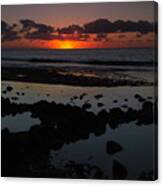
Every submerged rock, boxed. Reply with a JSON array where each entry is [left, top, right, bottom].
[[79, 93, 87, 100], [97, 102, 104, 107], [94, 94, 103, 100], [11, 97, 18, 101], [134, 94, 146, 103], [6, 86, 13, 92], [2, 90, 7, 94], [82, 102, 91, 110], [112, 160, 128, 179], [106, 141, 122, 155], [121, 104, 128, 108]]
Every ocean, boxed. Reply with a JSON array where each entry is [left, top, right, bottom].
[[2, 48, 155, 67]]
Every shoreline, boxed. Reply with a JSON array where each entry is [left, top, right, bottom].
[[2, 67, 154, 87]]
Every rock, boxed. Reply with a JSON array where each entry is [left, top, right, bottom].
[[6, 86, 13, 92], [106, 141, 122, 155], [97, 102, 104, 107], [11, 97, 18, 101], [134, 94, 145, 102], [2, 90, 7, 94], [79, 93, 87, 100], [82, 102, 91, 110], [121, 104, 128, 108], [94, 94, 103, 100], [112, 160, 128, 179]]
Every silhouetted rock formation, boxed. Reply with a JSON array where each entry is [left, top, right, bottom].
[[1, 96, 157, 178], [106, 141, 122, 155], [79, 93, 87, 100], [134, 94, 146, 102], [94, 94, 103, 100], [97, 102, 104, 107], [2, 67, 153, 87], [82, 102, 92, 110], [6, 86, 13, 92], [112, 160, 128, 179]]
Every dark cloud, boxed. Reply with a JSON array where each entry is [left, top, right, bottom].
[[79, 34, 90, 41], [20, 19, 55, 40], [1, 20, 21, 42], [57, 24, 84, 34], [20, 19, 35, 32], [84, 19, 116, 33], [2, 18, 157, 42], [94, 33, 108, 42], [84, 19, 155, 34]]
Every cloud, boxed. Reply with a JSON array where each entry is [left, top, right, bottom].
[[84, 19, 116, 33], [79, 34, 90, 41], [84, 19, 154, 34], [1, 20, 21, 41], [20, 19, 55, 40], [94, 33, 108, 42], [2, 18, 157, 43], [57, 24, 83, 34]]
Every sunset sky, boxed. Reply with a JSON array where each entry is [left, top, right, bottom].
[[2, 1, 157, 49]]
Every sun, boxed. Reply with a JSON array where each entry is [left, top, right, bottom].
[[49, 40, 77, 49], [59, 41, 74, 49], [48, 39, 93, 49]]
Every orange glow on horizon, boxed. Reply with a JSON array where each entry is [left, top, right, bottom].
[[48, 40, 89, 49], [56, 40, 76, 49], [2, 32, 156, 49]]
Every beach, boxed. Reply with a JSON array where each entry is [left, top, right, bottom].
[[1, 48, 158, 179]]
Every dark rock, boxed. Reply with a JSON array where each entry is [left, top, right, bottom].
[[106, 141, 122, 155], [112, 160, 128, 179], [134, 94, 141, 99], [6, 86, 13, 92], [113, 100, 118, 103], [79, 93, 87, 100], [11, 97, 18, 101], [134, 94, 145, 102], [82, 102, 91, 110], [94, 94, 103, 100], [121, 104, 128, 108], [97, 102, 104, 107], [2, 90, 7, 94]]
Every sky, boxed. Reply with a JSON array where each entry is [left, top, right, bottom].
[[1, 1, 157, 49]]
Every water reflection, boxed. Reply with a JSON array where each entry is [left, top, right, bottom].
[[1, 95, 157, 179]]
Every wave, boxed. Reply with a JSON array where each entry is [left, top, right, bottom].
[[2, 57, 155, 66]]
